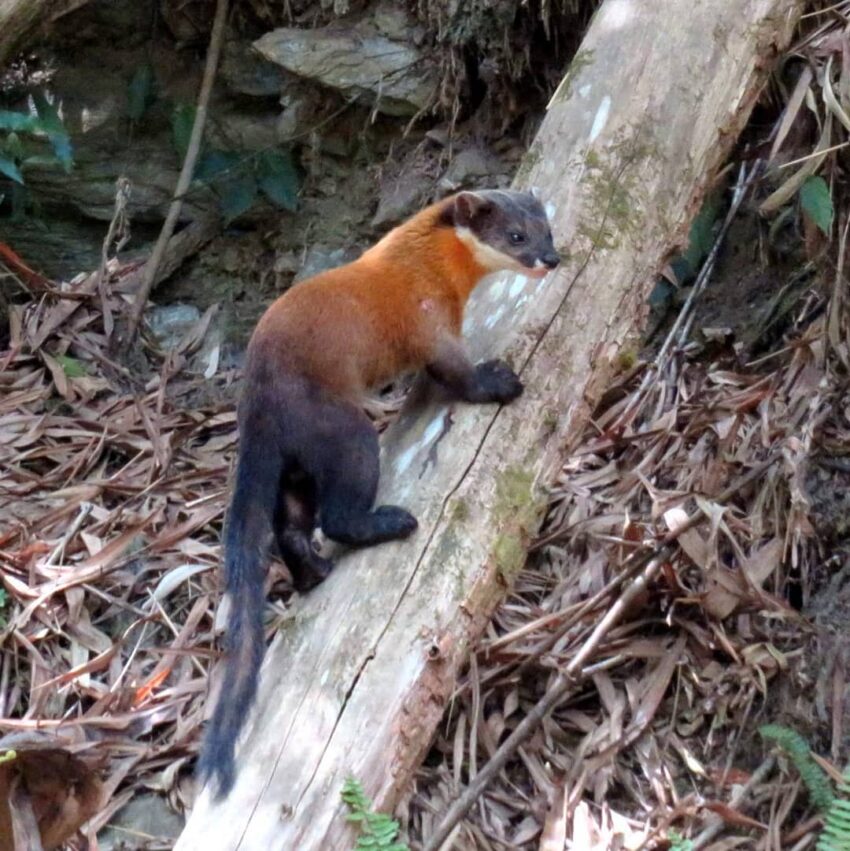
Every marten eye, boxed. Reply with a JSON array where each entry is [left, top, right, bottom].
[[508, 232, 526, 245]]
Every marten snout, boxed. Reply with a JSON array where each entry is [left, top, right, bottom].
[[540, 250, 560, 269]]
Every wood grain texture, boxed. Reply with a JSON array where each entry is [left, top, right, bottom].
[[177, 0, 799, 847]]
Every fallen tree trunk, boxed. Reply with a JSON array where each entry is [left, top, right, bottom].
[[0, 0, 90, 69], [177, 0, 799, 847]]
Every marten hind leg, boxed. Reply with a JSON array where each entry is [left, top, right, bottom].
[[274, 472, 333, 592], [313, 403, 418, 546]]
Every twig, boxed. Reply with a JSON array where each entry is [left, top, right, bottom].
[[44, 502, 92, 566], [122, 0, 229, 347], [97, 176, 132, 341], [691, 756, 776, 849], [421, 456, 778, 851], [625, 160, 761, 417], [676, 163, 759, 346], [777, 140, 850, 169]]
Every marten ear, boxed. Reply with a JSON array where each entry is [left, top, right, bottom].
[[453, 192, 493, 227]]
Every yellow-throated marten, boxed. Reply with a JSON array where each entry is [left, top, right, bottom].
[[198, 189, 559, 797]]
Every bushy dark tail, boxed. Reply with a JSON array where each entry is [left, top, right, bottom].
[[197, 405, 282, 799]]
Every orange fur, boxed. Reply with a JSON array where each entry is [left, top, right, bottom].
[[250, 197, 487, 399]]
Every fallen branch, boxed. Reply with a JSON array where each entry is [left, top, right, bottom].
[[421, 456, 779, 851], [122, 0, 229, 348]]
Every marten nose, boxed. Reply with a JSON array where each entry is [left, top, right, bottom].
[[541, 251, 560, 269]]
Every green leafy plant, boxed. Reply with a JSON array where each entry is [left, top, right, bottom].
[[800, 174, 834, 236], [127, 64, 157, 123], [170, 102, 300, 222], [0, 588, 7, 627], [195, 145, 299, 221], [0, 92, 73, 216], [649, 191, 722, 313], [0, 92, 73, 186], [56, 354, 87, 378], [341, 777, 409, 851], [678, 191, 723, 280], [171, 102, 196, 158], [667, 831, 694, 851], [254, 149, 299, 211]]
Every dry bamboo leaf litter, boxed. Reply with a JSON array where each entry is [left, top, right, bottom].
[[2, 3, 850, 848], [0, 258, 242, 846], [411, 326, 826, 847]]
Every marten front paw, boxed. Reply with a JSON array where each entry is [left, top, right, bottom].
[[476, 359, 524, 403]]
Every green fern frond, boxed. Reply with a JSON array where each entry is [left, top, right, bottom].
[[667, 830, 694, 851], [342, 777, 371, 812], [341, 777, 409, 851], [759, 724, 834, 812], [817, 776, 850, 851], [758, 727, 850, 849]]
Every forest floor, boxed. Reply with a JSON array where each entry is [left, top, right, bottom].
[[2, 3, 850, 850]]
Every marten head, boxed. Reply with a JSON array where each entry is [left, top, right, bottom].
[[443, 189, 561, 279]]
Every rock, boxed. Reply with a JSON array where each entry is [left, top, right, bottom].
[[147, 303, 201, 349], [372, 173, 432, 227], [425, 126, 450, 147], [371, 140, 440, 226], [273, 80, 356, 155], [148, 302, 223, 376], [292, 245, 358, 283], [253, 24, 437, 117], [209, 107, 279, 152], [221, 40, 286, 97], [275, 84, 319, 142], [98, 792, 184, 850], [373, 0, 423, 43], [1, 215, 113, 280], [273, 251, 301, 276], [159, 0, 215, 44], [53, 0, 156, 49], [438, 147, 503, 193], [22, 138, 215, 222]]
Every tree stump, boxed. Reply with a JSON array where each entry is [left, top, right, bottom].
[[177, 0, 800, 847]]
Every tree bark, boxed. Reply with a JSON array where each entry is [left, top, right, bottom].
[[0, 0, 90, 69], [177, 0, 800, 847]]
